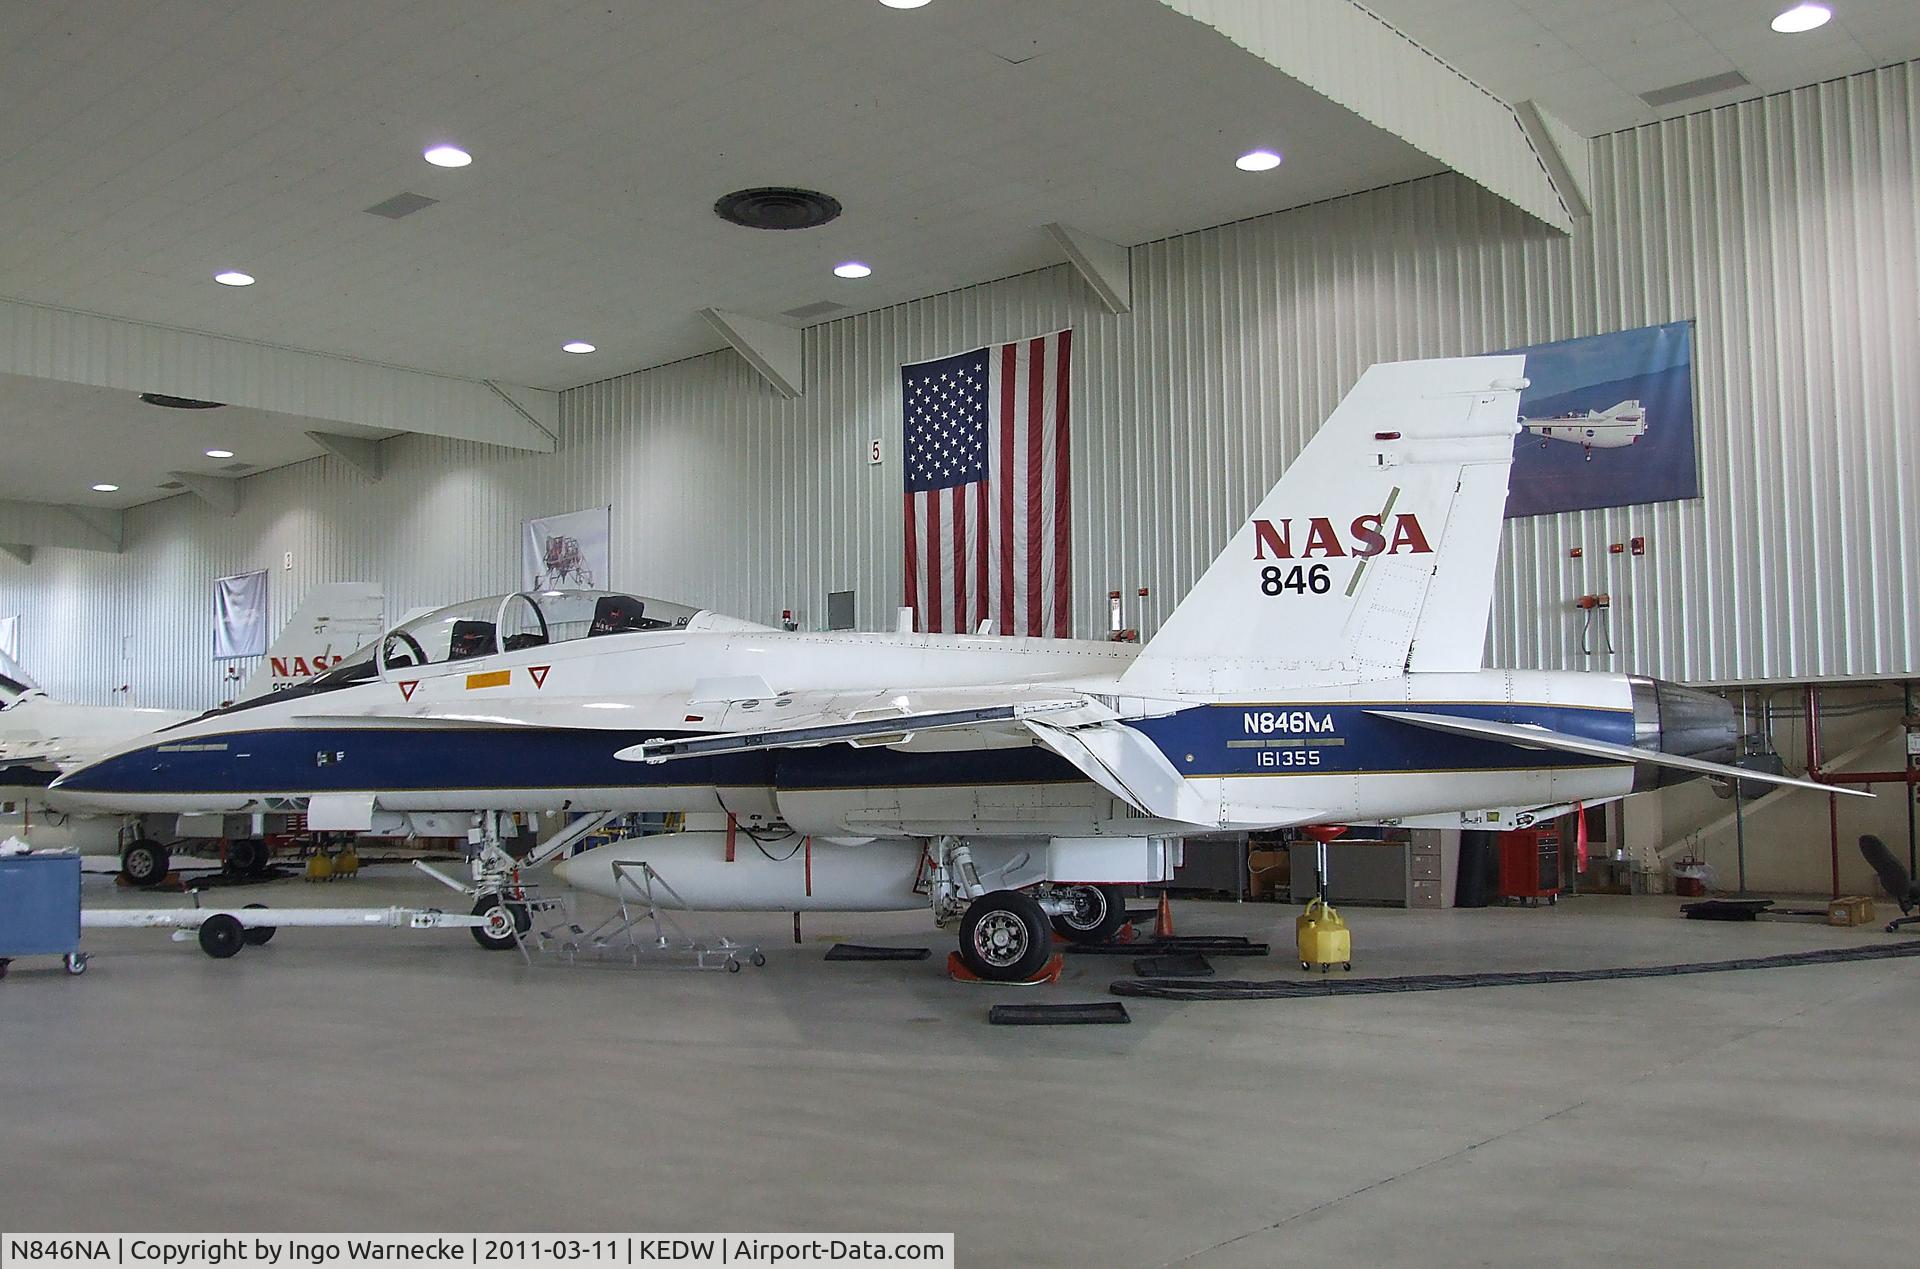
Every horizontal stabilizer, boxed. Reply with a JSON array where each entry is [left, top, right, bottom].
[[1367, 710, 1872, 799]]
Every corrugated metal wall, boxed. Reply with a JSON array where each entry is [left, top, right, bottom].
[[2, 62, 1915, 709]]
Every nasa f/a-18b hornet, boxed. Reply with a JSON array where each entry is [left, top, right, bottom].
[[52, 357, 1860, 979], [2, 583, 385, 883], [1522, 400, 1647, 459]]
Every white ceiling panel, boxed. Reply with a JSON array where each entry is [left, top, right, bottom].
[[1364, 0, 1920, 135], [0, 0, 1451, 393], [0, 373, 390, 511]]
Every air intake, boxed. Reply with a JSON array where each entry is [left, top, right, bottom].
[[1640, 70, 1749, 109], [714, 187, 842, 231], [364, 192, 440, 219]]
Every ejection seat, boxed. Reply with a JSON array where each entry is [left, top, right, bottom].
[[588, 595, 648, 637], [447, 620, 497, 661]]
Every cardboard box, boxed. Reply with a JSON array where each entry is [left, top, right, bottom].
[[1247, 848, 1290, 900], [1828, 896, 1875, 926]]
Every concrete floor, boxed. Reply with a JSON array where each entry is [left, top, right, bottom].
[[3, 868, 1916, 1266]]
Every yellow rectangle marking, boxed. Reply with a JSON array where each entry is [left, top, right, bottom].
[[465, 669, 511, 690]]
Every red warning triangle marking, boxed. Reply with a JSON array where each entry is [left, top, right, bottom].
[[399, 681, 419, 701], [529, 666, 551, 689]]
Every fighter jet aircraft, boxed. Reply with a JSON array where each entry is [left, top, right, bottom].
[[52, 358, 1861, 978], [1521, 399, 1647, 459], [3, 583, 385, 881]]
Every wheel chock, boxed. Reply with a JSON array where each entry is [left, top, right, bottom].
[[946, 951, 1065, 986]]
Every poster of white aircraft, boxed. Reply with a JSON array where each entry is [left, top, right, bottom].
[[1522, 399, 1648, 459]]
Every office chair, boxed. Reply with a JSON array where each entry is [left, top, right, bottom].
[[1857, 835, 1920, 933]]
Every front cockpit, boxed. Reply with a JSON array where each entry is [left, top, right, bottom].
[[206, 590, 759, 716]]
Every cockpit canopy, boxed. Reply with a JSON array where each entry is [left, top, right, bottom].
[[305, 590, 704, 692], [380, 590, 702, 669]]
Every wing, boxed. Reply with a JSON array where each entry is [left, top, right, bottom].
[[612, 687, 1114, 763], [1366, 710, 1871, 799]]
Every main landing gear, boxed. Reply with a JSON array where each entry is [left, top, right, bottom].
[[119, 838, 170, 888], [925, 837, 1125, 983]]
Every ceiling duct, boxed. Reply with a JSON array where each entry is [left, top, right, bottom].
[[713, 187, 842, 231]]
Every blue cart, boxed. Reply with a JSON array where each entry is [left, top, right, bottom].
[[0, 850, 87, 977]]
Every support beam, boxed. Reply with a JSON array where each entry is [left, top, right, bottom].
[[0, 543, 33, 566], [306, 431, 385, 481], [1044, 223, 1132, 314], [1514, 100, 1592, 223], [700, 308, 803, 399], [1158, 0, 1574, 232], [0, 296, 558, 452], [0, 500, 122, 553], [168, 471, 241, 516]]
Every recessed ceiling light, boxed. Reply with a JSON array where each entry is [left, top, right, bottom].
[[91, 483, 119, 493], [205, 449, 235, 459], [878, 0, 932, 8], [213, 270, 255, 286], [833, 261, 873, 279], [423, 144, 472, 168], [1771, 3, 1831, 32], [562, 341, 596, 354], [1235, 149, 1283, 172]]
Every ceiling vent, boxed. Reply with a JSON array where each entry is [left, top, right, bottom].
[[782, 300, 848, 320], [139, 392, 224, 410], [219, 462, 255, 474], [714, 187, 842, 231], [1640, 70, 1749, 109], [364, 192, 440, 220]]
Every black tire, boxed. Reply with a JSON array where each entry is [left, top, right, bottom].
[[241, 903, 276, 945], [198, 913, 246, 959], [225, 839, 270, 877], [469, 894, 530, 951], [957, 889, 1052, 983], [121, 839, 170, 888], [1048, 883, 1129, 944]]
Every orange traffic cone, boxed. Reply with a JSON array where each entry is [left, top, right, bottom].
[[1154, 891, 1176, 939]]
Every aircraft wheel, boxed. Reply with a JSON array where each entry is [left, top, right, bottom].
[[120, 839, 170, 888], [241, 903, 276, 945], [470, 894, 530, 951], [225, 838, 270, 877], [197, 914, 246, 959], [957, 889, 1051, 982], [1049, 883, 1129, 945]]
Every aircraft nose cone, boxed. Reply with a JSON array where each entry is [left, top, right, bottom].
[[550, 856, 573, 886]]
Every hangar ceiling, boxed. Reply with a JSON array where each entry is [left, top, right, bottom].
[[0, 0, 1475, 397], [1365, 0, 1920, 136], [0, 374, 393, 512]]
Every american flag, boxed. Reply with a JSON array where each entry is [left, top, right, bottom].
[[902, 330, 1072, 637]]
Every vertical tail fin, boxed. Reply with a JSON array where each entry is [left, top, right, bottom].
[[236, 583, 386, 701], [1122, 356, 1526, 691]]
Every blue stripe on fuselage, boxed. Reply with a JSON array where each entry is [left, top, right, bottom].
[[55, 702, 1634, 798], [1128, 702, 1632, 778]]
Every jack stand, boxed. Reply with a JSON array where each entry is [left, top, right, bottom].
[[946, 951, 1064, 985]]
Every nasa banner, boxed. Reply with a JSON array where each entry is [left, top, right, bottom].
[[523, 505, 610, 592], [1499, 320, 1698, 518], [212, 569, 269, 659]]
